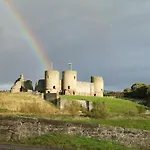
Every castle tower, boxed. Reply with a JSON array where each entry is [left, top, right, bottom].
[[62, 70, 77, 95], [45, 70, 60, 93], [91, 76, 104, 97]]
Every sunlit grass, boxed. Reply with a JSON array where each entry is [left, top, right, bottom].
[[60, 95, 144, 114], [0, 92, 59, 115]]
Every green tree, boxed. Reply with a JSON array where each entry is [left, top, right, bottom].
[[85, 101, 110, 119], [24, 80, 33, 91], [124, 88, 132, 97], [130, 83, 148, 98]]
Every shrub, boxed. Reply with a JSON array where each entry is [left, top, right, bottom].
[[136, 105, 146, 114], [125, 110, 138, 117], [24, 80, 33, 90], [19, 100, 57, 114], [65, 101, 82, 116], [85, 101, 110, 119], [0, 108, 8, 113]]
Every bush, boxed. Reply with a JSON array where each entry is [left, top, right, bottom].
[[136, 105, 146, 114], [85, 101, 110, 119], [65, 101, 82, 116], [0, 108, 8, 113], [125, 110, 137, 117], [19, 100, 57, 114], [24, 80, 33, 90]]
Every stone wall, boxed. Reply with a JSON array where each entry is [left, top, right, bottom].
[[76, 81, 94, 96], [44, 96, 93, 111], [57, 98, 93, 111], [0, 116, 150, 149]]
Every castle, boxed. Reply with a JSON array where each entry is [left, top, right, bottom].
[[36, 70, 104, 97], [11, 70, 104, 97]]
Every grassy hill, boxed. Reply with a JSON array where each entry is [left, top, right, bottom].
[[0, 92, 58, 115], [0, 93, 149, 130], [0, 93, 145, 115], [60, 95, 144, 114]]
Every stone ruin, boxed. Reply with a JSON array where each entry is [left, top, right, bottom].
[[10, 74, 28, 93]]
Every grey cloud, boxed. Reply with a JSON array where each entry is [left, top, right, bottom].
[[0, 0, 150, 90]]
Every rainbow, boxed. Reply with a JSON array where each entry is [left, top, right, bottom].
[[3, 0, 52, 70]]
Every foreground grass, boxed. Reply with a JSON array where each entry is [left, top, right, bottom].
[[46, 115, 150, 130], [70, 118, 150, 130], [2, 113, 150, 130], [0, 92, 59, 114], [61, 95, 144, 114], [13, 133, 138, 150]]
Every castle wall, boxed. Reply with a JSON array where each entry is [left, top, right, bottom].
[[76, 81, 94, 96], [11, 75, 25, 93], [60, 80, 62, 91]]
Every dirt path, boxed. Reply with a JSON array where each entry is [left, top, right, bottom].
[[0, 144, 69, 150]]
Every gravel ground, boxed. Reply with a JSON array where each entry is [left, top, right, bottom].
[[0, 144, 70, 150]]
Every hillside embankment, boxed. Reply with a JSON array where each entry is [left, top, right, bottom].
[[0, 116, 150, 149], [0, 144, 67, 150]]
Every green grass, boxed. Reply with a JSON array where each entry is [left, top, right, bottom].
[[60, 95, 144, 114], [14, 133, 139, 150], [46, 114, 150, 130], [69, 119, 150, 130], [5, 113, 150, 130], [0, 108, 8, 113]]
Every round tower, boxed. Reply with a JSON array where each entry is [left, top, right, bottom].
[[45, 70, 60, 93], [91, 76, 104, 97], [62, 70, 77, 95]]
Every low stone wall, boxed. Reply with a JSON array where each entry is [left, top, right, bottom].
[[0, 116, 150, 149], [57, 98, 93, 111]]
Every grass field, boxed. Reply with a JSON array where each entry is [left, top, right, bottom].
[[0, 93, 145, 115], [70, 118, 150, 130], [0, 92, 59, 115], [0, 93, 150, 130], [3, 113, 148, 130], [60, 95, 146, 114], [13, 133, 139, 150]]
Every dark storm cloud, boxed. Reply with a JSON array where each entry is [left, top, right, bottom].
[[0, 0, 150, 90]]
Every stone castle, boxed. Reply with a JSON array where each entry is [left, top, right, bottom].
[[11, 70, 104, 97]]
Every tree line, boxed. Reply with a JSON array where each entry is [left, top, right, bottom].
[[104, 83, 150, 106]]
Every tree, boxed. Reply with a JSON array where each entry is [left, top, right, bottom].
[[146, 86, 150, 97], [129, 83, 148, 98], [24, 80, 33, 91], [124, 88, 132, 97]]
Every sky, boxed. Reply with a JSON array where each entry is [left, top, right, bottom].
[[0, 0, 150, 91]]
